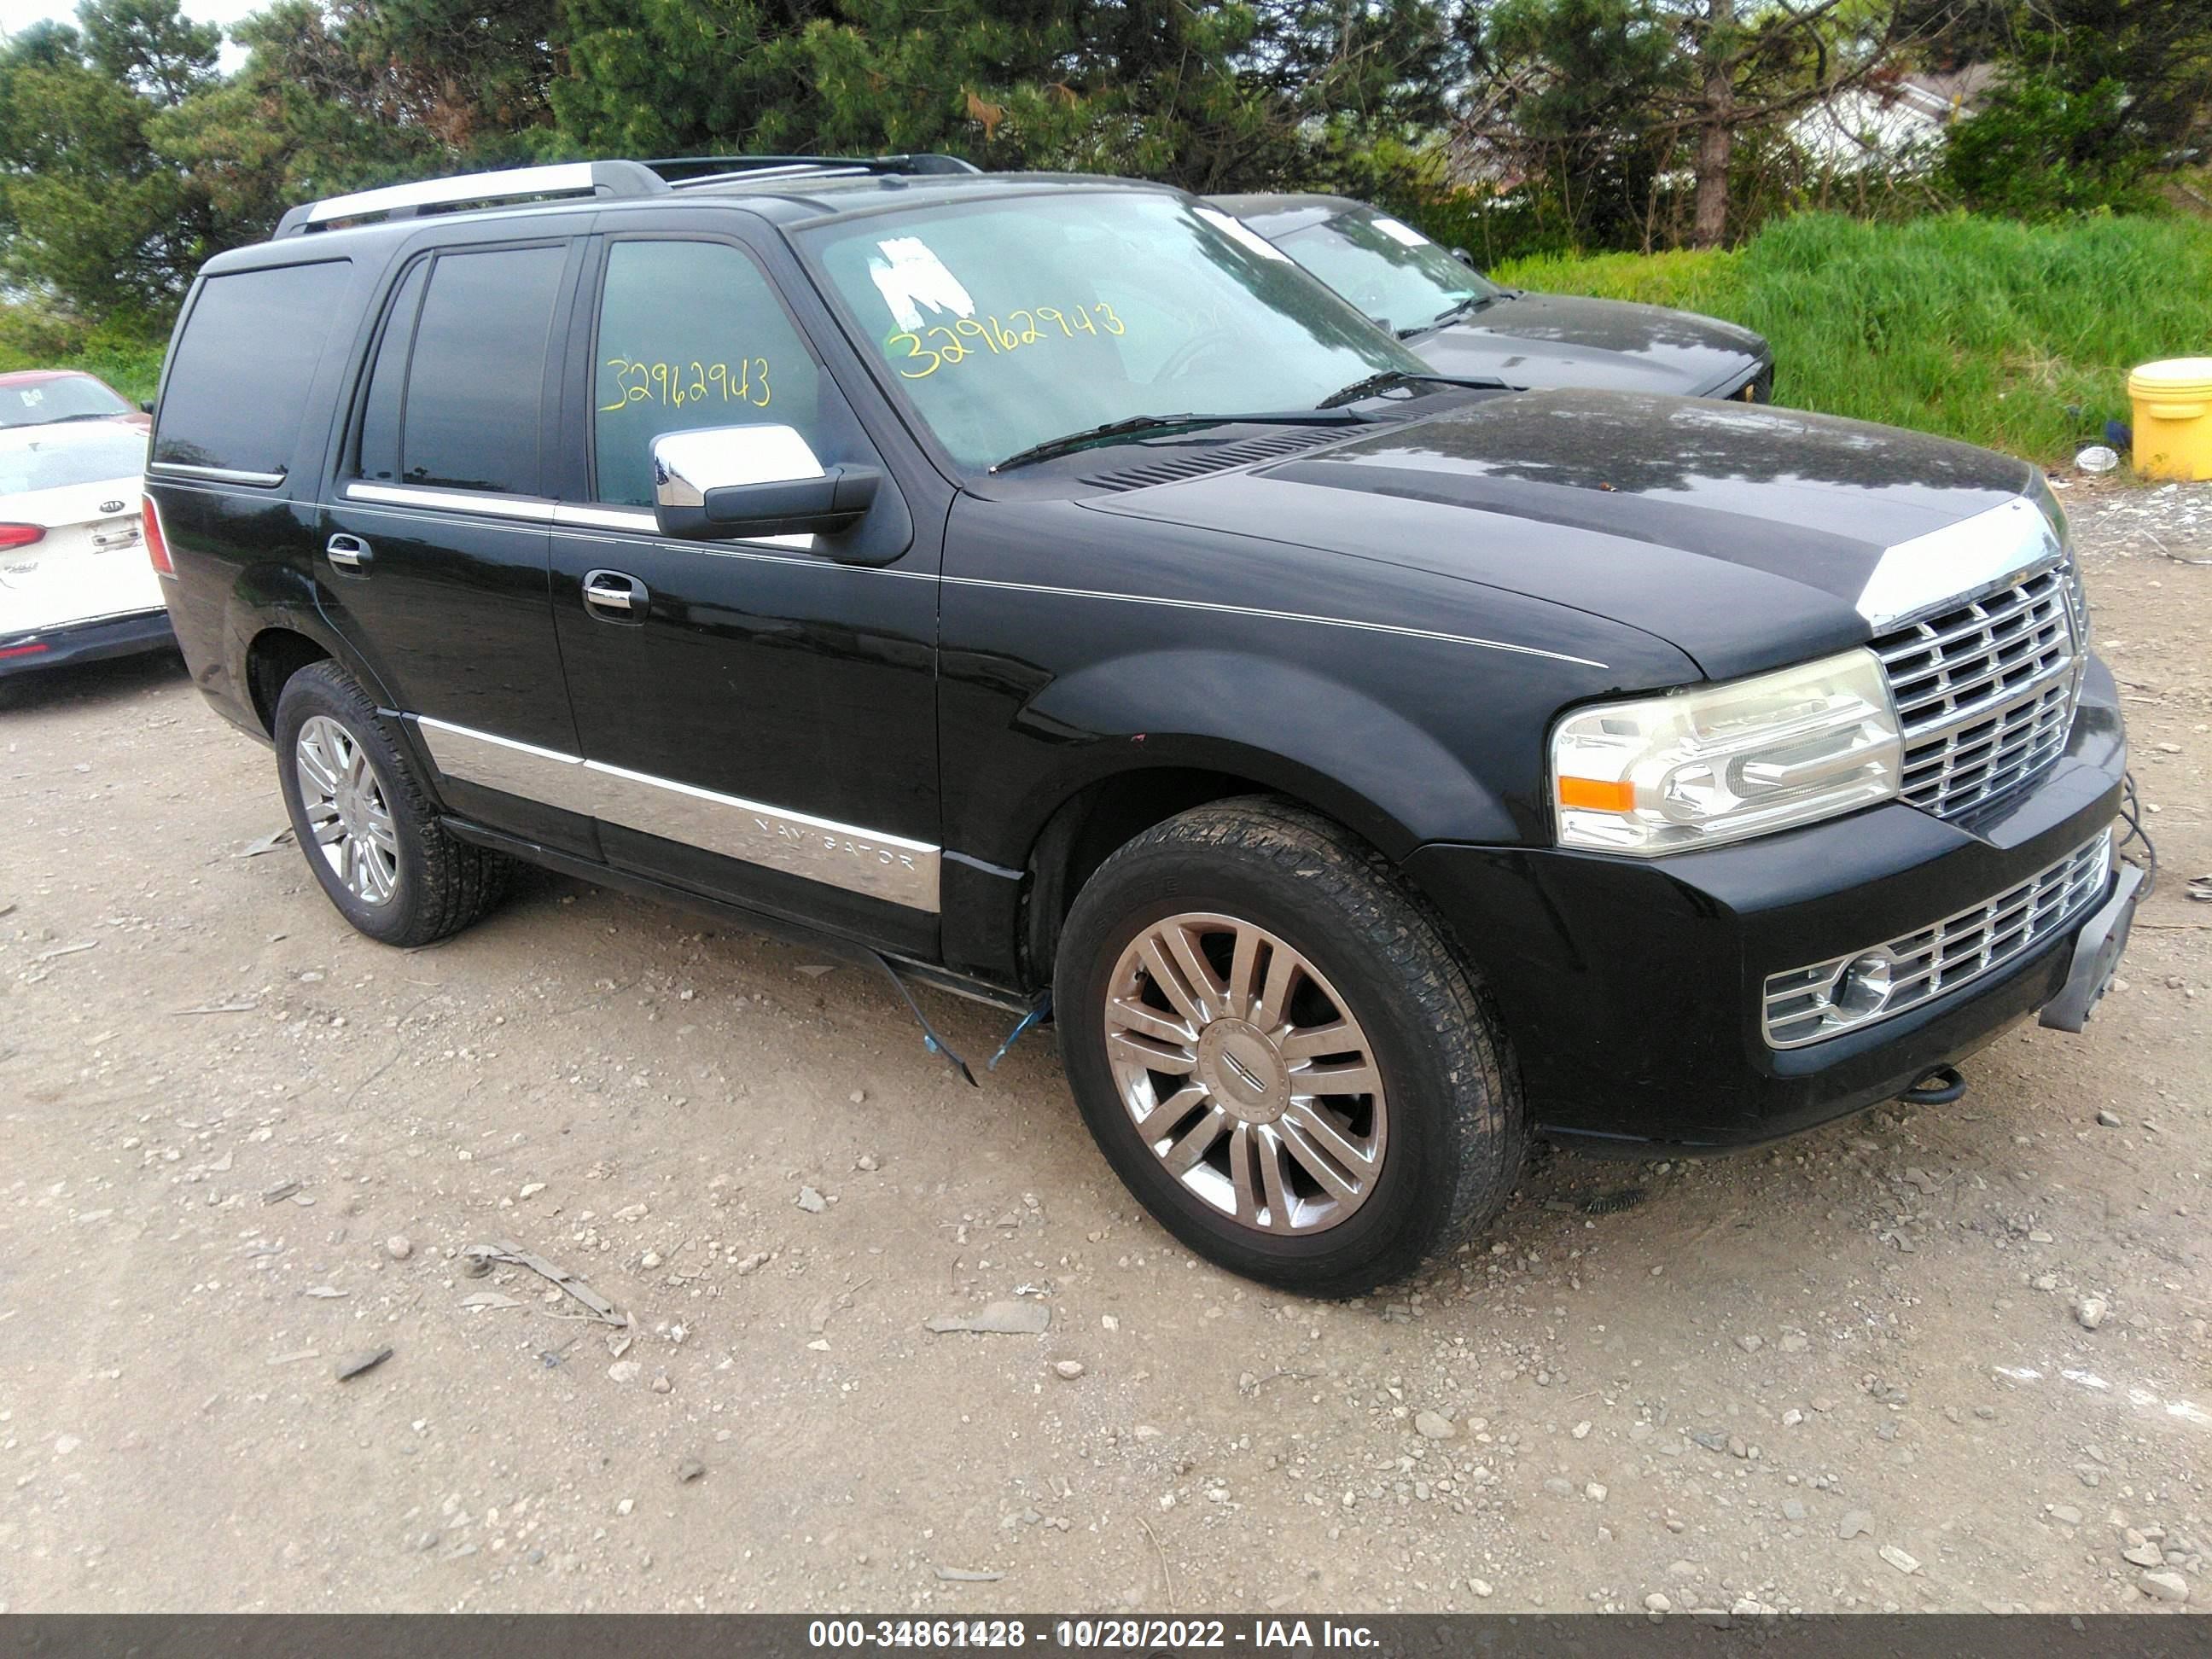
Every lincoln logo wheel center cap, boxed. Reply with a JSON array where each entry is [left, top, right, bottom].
[[1196, 1020, 1289, 1123]]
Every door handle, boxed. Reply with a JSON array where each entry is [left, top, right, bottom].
[[326, 533, 372, 570], [583, 568, 648, 618]]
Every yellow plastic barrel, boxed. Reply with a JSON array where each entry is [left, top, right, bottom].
[[2128, 357, 2212, 480]]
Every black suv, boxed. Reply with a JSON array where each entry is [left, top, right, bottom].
[[144, 157, 2137, 1297]]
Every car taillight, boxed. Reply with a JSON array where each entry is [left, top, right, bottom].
[[143, 496, 174, 574], [0, 522, 44, 551]]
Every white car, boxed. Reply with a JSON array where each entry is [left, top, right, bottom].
[[0, 420, 172, 684]]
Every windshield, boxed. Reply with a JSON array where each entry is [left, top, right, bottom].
[[1276, 210, 1504, 337], [0, 426, 148, 495], [1, 374, 134, 431], [802, 191, 1423, 469]]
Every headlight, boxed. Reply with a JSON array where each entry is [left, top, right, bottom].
[[1551, 649, 1902, 855]]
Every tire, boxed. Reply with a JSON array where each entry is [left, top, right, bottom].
[[1055, 797, 1523, 1298], [271, 661, 509, 947]]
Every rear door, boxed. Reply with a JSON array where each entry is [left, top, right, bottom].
[[542, 225, 944, 955], [318, 235, 598, 857]]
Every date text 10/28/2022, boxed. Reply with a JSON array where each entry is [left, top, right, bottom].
[[806, 1619, 1383, 1649]]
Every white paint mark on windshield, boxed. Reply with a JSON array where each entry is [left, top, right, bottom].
[[867, 238, 975, 332]]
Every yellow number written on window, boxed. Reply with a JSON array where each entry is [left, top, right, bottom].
[[886, 301, 1126, 380], [598, 357, 773, 412]]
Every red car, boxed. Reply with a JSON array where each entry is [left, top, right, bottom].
[[0, 370, 151, 433]]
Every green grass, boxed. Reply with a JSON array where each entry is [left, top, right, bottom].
[[1494, 211, 2212, 463]]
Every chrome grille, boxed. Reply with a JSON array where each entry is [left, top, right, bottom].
[[1762, 828, 2111, 1049], [1873, 557, 2082, 819]]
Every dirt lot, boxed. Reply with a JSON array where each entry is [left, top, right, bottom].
[[1, 480, 2206, 1616]]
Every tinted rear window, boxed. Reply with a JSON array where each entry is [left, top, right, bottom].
[[155, 260, 351, 478]]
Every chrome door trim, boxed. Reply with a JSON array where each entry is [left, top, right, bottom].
[[410, 714, 940, 911], [550, 500, 815, 552], [148, 462, 287, 487], [582, 756, 938, 911], [345, 482, 558, 523], [415, 717, 600, 818]]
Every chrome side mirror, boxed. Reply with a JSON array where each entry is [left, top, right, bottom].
[[650, 424, 880, 540]]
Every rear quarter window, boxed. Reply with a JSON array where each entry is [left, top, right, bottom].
[[154, 260, 352, 479]]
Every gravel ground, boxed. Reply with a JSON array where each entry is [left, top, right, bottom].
[[0, 480, 2206, 1615]]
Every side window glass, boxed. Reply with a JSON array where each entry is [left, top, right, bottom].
[[399, 245, 567, 494], [591, 240, 823, 509], [355, 258, 428, 484]]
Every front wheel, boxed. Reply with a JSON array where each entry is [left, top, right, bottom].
[[1055, 799, 1523, 1297]]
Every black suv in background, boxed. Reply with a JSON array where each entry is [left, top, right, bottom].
[[1211, 193, 1773, 402], [145, 157, 2136, 1296]]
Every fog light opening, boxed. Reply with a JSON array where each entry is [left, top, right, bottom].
[[1825, 952, 1895, 1022]]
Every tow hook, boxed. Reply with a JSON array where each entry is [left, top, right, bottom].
[[1895, 1065, 1966, 1106]]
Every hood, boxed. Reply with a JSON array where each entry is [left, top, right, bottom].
[[1080, 390, 2046, 681], [1412, 292, 1767, 398]]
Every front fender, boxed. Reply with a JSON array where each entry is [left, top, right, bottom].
[[1010, 649, 1518, 861]]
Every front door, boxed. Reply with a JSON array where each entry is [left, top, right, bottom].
[[545, 231, 942, 957]]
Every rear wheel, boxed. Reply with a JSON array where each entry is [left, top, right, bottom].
[[271, 661, 509, 946], [1056, 799, 1522, 1297]]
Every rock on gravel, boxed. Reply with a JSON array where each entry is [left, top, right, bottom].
[[384, 1236, 412, 1260], [1839, 1511, 1871, 1540], [2075, 1295, 2110, 1330], [923, 1301, 1050, 1336], [1413, 1411, 1456, 1440], [2140, 1571, 2190, 1604], [1879, 1545, 1921, 1575]]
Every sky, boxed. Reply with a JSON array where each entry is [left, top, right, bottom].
[[0, 0, 260, 63]]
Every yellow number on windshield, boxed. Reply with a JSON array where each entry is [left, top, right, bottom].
[[889, 331, 942, 379]]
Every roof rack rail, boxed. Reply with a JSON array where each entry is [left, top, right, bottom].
[[271, 160, 669, 238], [646, 153, 981, 187]]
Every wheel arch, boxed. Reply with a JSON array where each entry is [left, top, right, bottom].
[[242, 626, 335, 736], [224, 573, 397, 740], [987, 649, 1523, 986]]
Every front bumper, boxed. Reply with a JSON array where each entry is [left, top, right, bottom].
[[1404, 656, 2128, 1150], [0, 608, 175, 678]]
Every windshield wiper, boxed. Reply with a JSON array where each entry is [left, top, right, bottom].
[[990, 407, 1367, 474], [1398, 294, 1499, 337], [44, 410, 130, 424], [1318, 369, 1513, 408]]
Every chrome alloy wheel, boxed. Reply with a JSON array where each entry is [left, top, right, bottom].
[[294, 714, 400, 907], [1103, 912, 1387, 1234]]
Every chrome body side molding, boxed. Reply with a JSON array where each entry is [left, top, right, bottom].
[[148, 462, 287, 488], [412, 715, 940, 912]]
